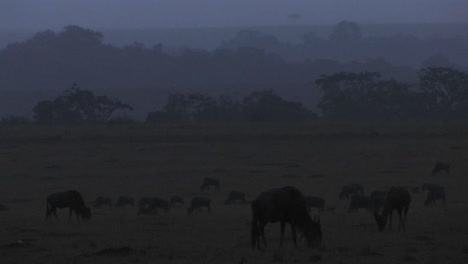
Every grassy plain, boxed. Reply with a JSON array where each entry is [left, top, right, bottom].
[[0, 122, 467, 263]]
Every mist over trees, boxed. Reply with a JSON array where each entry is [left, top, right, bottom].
[[0, 24, 467, 122]]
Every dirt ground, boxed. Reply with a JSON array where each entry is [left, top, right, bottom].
[[0, 123, 467, 263]]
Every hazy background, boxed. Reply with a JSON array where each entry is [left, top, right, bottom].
[[0, 0, 467, 120], [1, 0, 467, 29]]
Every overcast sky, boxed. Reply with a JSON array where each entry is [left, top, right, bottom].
[[1, 0, 467, 29]]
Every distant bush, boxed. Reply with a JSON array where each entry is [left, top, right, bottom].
[[107, 117, 141, 126]]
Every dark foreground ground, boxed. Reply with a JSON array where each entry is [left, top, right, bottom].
[[0, 122, 467, 263]]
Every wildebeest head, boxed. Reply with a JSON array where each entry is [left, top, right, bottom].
[[187, 207, 194, 215], [302, 216, 322, 247], [373, 211, 386, 232]]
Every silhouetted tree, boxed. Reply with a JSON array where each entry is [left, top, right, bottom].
[[33, 84, 133, 124], [419, 67, 468, 118]]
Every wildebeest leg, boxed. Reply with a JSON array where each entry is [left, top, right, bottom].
[[53, 207, 58, 219], [280, 221, 286, 247], [291, 224, 298, 248], [69, 208, 73, 221], [388, 211, 393, 231], [46, 203, 50, 220], [260, 222, 267, 248]]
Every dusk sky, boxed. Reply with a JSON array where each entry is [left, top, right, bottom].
[[1, 0, 467, 29]]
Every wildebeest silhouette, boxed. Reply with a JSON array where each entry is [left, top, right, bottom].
[[304, 195, 325, 211], [424, 188, 446, 207], [348, 195, 371, 213], [225, 191, 247, 204], [373, 187, 410, 232], [200, 177, 220, 191], [251, 186, 322, 250], [93, 196, 112, 208], [432, 162, 450, 176], [115, 196, 135, 207], [339, 184, 364, 200], [137, 197, 169, 215], [369, 190, 387, 211], [170, 195, 185, 207], [46, 190, 91, 220], [187, 197, 211, 215]]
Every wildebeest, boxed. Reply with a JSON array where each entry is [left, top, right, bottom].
[[93, 196, 112, 208], [373, 187, 411, 232], [187, 197, 211, 215], [348, 195, 371, 213], [46, 190, 91, 220], [369, 190, 387, 211], [115, 196, 135, 207], [432, 162, 450, 176], [200, 177, 220, 191], [251, 186, 322, 250], [225, 191, 247, 204], [339, 184, 364, 200], [424, 189, 446, 207], [170, 195, 185, 207], [138, 197, 170, 215], [304, 195, 325, 211]]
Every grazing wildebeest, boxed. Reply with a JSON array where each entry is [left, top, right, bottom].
[[187, 197, 211, 215], [304, 195, 325, 211], [424, 189, 446, 207], [369, 190, 387, 211], [169, 195, 185, 207], [339, 184, 364, 200], [225, 191, 247, 204], [93, 196, 112, 208], [251, 186, 322, 250], [432, 162, 450, 176], [46, 190, 91, 220], [373, 187, 411, 232], [422, 183, 444, 193], [200, 177, 220, 191], [138, 197, 170, 215], [348, 195, 371, 213], [115, 196, 135, 207]]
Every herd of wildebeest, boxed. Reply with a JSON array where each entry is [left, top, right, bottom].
[[38, 161, 450, 250]]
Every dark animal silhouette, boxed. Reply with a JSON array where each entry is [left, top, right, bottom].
[[46, 190, 91, 220], [339, 184, 364, 200], [424, 189, 446, 207], [373, 187, 410, 232], [225, 191, 247, 204], [200, 177, 220, 191], [369, 190, 387, 211], [348, 195, 371, 213], [187, 197, 211, 215], [93, 196, 112, 208], [115, 196, 135, 207], [432, 162, 450, 176], [422, 183, 444, 193], [170, 195, 185, 207], [251, 186, 322, 250], [304, 195, 325, 211], [138, 197, 169, 215]]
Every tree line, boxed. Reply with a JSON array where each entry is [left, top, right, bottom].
[[4, 66, 463, 125]]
